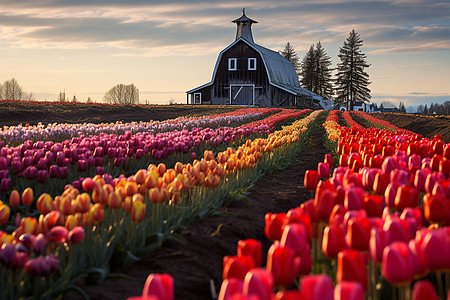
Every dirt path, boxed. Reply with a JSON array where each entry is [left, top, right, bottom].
[[66, 112, 330, 300]]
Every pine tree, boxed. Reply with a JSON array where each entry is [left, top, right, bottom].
[[280, 42, 300, 76], [300, 45, 316, 91], [335, 29, 371, 110], [300, 43, 334, 100], [314, 42, 334, 100]]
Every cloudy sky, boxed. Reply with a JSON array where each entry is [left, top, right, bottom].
[[0, 0, 449, 106]]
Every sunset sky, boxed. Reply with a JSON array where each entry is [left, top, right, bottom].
[[0, 0, 449, 107]]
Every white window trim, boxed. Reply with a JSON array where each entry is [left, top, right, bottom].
[[193, 93, 201, 104], [228, 58, 237, 71], [248, 58, 257, 70]]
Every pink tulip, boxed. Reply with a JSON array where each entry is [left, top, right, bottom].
[[218, 278, 243, 300], [140, 273, 174, 300], [334, 281, 364, 300], [318, 162, 330, 178], [300, 274, 334, 300], [369, 227, 386, 263], [280, 223, 307, 256], [383, 215, 411, 245], [46, 226, 68, 244], [420, 229, 450, 272], [242, 268, 273, 300], [67, 226, 85, 244]]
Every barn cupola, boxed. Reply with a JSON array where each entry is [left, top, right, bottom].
[[232, 8, 258, 43]]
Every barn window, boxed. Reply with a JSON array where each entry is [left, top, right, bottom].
[[228, 58, 237, 71], [248, 58, 256, 70], [193, 93, 201, 104]]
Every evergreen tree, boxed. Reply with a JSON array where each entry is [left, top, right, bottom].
[[335, 29, 371, 110], [299, 43, 334, 100], [314, 41, 334, 100], [423, 104, 428, 115], [300, 45, 316, 91], [399, 101, 406, 113], [280, 42, 300, 76]]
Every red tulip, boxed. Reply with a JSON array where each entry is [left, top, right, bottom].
[[423, 193, 449, 224], [382, 241, 415, 285], [242, 268, 273, 300], [346, 217, 371, 251], [218, 278, 243, 300], [334, 281, 364, 300], [304, 170, 319, 191], [300, 199, 320, 223], [337, 249, 367, 290], [237, 239, 262, 268], [280, 223, 307, 256], [264, 213, 286, 241], [274, 290, 305, 300], [298, 243, 312, 275], [381, 156, 397, 174], [411, 280, 439, 300], [266, 243, 300, 288], [322, 225, 345, 259], [329, 204, 347, 227], [363, 195, 384, 217], [82, 177, 95, 192], [314, 189, 337, 221], [223, 255, 254, 281], [395, 185, 419, 211], [300, 274, 334, 300], [373, 172, 389, 195]]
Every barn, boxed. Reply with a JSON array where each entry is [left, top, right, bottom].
[[186, 9, 322, 108]]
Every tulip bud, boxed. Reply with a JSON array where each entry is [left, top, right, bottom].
[[0, 204, 11, 225], [0, 243, 16, 265], [32, 233, 47, 255], [9, 190, 20, 207], [141, 273, 174, 300], [266, 243, 299, 288], [300, 274, 334, 300], [67, 226, 85, 244], [304, 170, 319, 191], [394, 185, 419, 211], [318, 162, 330, 178], [264, 213, 286, 241], [218, 278, 243, 300], [337, 249, 367, 290], [242, 268, 273, 300], [36, 193, 54, 215], [280, 223, 307, 256], [334, 281, 364, 300], [322, 225, 345, 259], [382, 241, 415, 285], [223, 255, 254, 281], [47, 226, 68, 244], [237, 239, 262, 268], [131, 200, 146, 224], [21, 187, 34, 206], [411, 280, 440, 300]]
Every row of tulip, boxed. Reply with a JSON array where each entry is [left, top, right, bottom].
[[349, 111, 414, 134], [0, 107, 278, 146], [0, 110, 285, 200], [239, 109, 312, 130], [210, 111, 450, 299], [0, 110, 321, 299]]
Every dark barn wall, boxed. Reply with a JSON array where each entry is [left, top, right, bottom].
[[211, 41, 270, 106]]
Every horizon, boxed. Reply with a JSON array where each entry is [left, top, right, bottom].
[[0, 1, 449, 107]]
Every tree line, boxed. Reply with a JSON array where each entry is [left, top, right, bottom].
[[0, 79, 140, 105], [280, 29, 371, 111]]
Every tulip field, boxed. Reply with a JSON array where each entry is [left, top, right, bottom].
[[0, 101, 449, 300]]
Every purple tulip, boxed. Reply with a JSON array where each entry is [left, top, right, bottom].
[[0, 243, 16, 265], [96, 166, 105, 175], [77, 159, 88, 172], [0, 169, 9, 180], [11, 251, 28, 271], [49, 165, 59, 178], [33, 233, 47, 255], [0, 156, 8, 169], [19, 233, 36, 250], [0, 177, 11, 191], [58, 166, 68, 179], [24, 166, 38, 180], [37, 170, 48, 183]]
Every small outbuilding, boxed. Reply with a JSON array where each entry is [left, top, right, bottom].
[[186, 9, 322, 108]]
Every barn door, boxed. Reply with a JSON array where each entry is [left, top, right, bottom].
[[230, 84, 254, 105]]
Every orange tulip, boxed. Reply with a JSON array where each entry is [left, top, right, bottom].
[[90, 203, 105, 223], [22, 187, 34, 206], [125, 181, 138, 197], [0, 204, 11, 225], [9, 190, 20, 207], [135, 169, 147, 185], [36, 193, 54, 215], [21, 217, 37, 234], [108, 191, 122, 209]]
